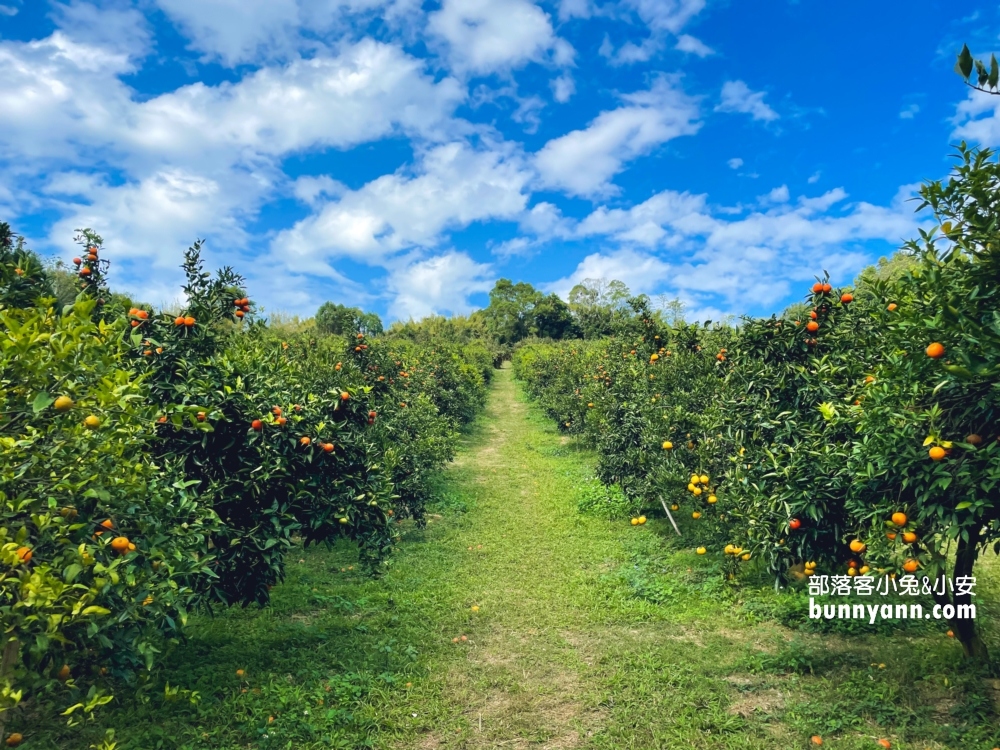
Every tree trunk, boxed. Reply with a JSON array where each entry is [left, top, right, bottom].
[[933, 533, 990, 665], [0, 637, 19, 740]]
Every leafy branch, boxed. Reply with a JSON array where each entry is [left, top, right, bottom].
[[956, 44, 999, 95]]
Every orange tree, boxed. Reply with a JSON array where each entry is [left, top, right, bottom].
[[513, 147, 1000, 662], [841, 144, 1000, 659], [118, 242, 397, 605], [0, 231, 216, 729]]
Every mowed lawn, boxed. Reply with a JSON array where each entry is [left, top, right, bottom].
[[33, 367, 1000, 750]]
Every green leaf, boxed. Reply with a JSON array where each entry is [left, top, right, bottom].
[[990, 54, 999, 89], [32, 392, 54, 413], [81, 606, 111, 617], [956, 44, 974, 80], [955, 501, 972, 510]]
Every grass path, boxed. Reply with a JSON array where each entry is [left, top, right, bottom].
[[41, 367, 1000, 749]]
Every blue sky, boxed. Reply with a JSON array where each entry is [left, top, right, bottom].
[[2, 0, 999, 322]]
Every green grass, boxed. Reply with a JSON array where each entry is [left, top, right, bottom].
[[25, 367, 1000, 749]]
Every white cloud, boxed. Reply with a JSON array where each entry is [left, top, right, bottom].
[[0, 5, 18, 16], [387, 251, 494, 320], [535, 76, 701, 197], [557, 0, 591, 20], [716, 80, 779, 122], [807, 171, 821, 184], [760, 185, 789, 204], [599, 36, 661, 66], [623, 0, 706, 34], [0, 35, 464, 169], [52, 0, 152, 59], [292, 175, 348, 208], [153, 0, 421, 67], [899, 103, 920, 119], [427, 0, 572, 76], [551, 73, 576, 103], [952, 90, 1000, 145], [272, 141, 533, 269], [543, 247, 672, 299], [0, 25, 468, 304], [532, 183, 924, 315], [727, 157, 743, 169], [675, 34, 713, 57]]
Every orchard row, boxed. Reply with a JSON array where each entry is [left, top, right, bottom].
[[513, 144, 1000, 662], [0, 227, 492, 733]]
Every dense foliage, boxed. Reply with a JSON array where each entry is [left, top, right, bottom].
[[0, 224, 489, 735], [515, 144, 1000, 663]]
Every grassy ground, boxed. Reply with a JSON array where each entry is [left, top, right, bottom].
[[30, 367, 1000, 749]]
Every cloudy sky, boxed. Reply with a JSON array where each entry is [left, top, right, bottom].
[[2, 1, 999, 322]]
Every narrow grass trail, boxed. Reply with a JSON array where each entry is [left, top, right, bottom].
[[377, 366, 797, 750], [44, 366, 1000, 749]]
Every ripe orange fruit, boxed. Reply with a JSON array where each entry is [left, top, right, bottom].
[[903, 559, 919, 573], [696, 547, 706, 555], [6, 733, 23, 746], [806, 321, 819, 332], [841, 293, 853, 303], [111, 536, 130, 553], [891, 512, 907, 527], [54, 395, 74, 411], [929, 446, 946, 461], [812, 282, 824, 293], [662, 441, 672, 450], [902, 532, 918, 544], [130, 320, 140, 327], [789, 518, 801, 530], [275, 417, 286, 426], [865, 375, 874, 383], [251, 419, 263, 430], [174, 316, 185, 326], [236, 669, 245, 677], [101, 519, 114, 529], [183, 316, 196, 327], [322, 443, 334, 453], [80, 267, 92, 276], [340, 392, 349, 401], [811, 736, 823, 746], [946, 630, 954, 638], [73, 257, 82, 265], [84, 415, 100, 429], [822, 283, 831, 293], [15, 546, 32, 563], [887, 303, 897, 311], [692, 511, 701, 519], [810, 310, 818, 320], [57, 664, 71, 681], [877, 740, 891, 749], [849, 540, 866, 553], [272, 407, 283, 416], [300, 436, 311, 446], [136, 310, 148, 319], [197, 411, 206, 421], [886, 532, 897, 541], [235, 310, 245, 318], [925, 342, 945, 359]]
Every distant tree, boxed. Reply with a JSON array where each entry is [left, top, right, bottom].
[[567, 278, 636, 339], [531, 293, 578, 339], [482, 279, 542, 344], [314, 301, 381, 336], [357, 310, 384, 336]]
